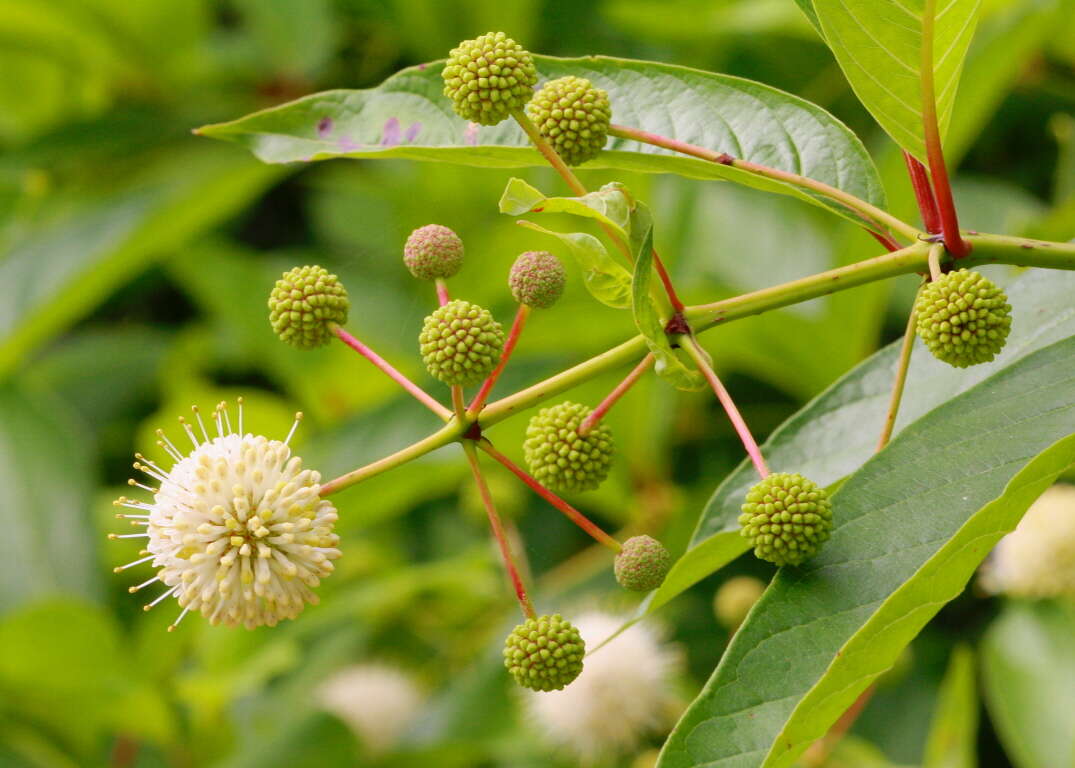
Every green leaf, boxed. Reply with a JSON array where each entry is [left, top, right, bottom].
[[498, 177, 632, 236], [923, 646, 977, 768], [198, 54, 886, 220], [515, 221, 633, 309], [693, 267, 1075, 545], [813, 0, 981, 162], [981, 601, 1075, 768], [657, 335, 1075, 768], [0, 385, 97, 612], [0, 142, 282, 379], [793, 0, 824, 35], [629, 204, 705, 391]]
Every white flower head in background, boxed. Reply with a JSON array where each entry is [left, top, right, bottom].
[[980, 484, 1075, 598], [525, 610, 682, 764], [316, 664, 424, 754], [111, 399, 341, 630]]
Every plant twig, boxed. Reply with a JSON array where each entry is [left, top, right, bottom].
[[462, 441, 536, 619], [478, 439, 622, 552], [331, 324, 452, 421], [876, 279, 924, 451], [579, 353, 654, 436], [435, 277, 450, 307], [607, 124, 922, 242], [920, 0, 970, 257], [927, 242, 944, 281], [680, 335, 769, 478], [320, 421, 463, 495], [469, 304, 530, 416]]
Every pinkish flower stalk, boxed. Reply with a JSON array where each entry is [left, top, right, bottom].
[[479, 439, 622, 553], [468, 305, 530, 416], [680, 336, 770, 479], [331, 324, 451, 421], [578, 354, 654, 436]]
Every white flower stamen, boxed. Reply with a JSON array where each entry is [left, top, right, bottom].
[[111, 400, 341, 629]]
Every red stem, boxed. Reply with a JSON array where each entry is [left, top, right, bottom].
[[468, 305, 530, 415], [479, 440, 622, 552], [579, 353, 654, 436], [652, 249, 685, 312], [462, 443, 536, 619], [903, 151, 942, 234], [920, 2, 970, 257], [682, 337, 770, 479], [332, 324, 451, 420], [435, 278, 450, 307], [868, 230, 902, 253]]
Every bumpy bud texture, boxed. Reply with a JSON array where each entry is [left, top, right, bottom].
[[403, 224, 464, 280], [713, 576, 766, 629], [419, 299, 505, 386], [614, 535, 672, 592], [523, 402, 614, 493], [739, 473, 833, 566], [915, 269, 1012, 367], [503, 613, 585, 692], [526, 76, 612, 166], [442, 32, 538, 126], [268, 265, 349, 349], [509, 250, 566, 308]]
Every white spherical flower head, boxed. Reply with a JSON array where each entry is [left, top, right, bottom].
[[111, 400, 341, 630], [524, 611, 681, 764], [316, 664, 424, 754], [980, 484, 1075, 598]]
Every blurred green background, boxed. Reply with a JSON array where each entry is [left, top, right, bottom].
[[1, 1, 1074, 766]]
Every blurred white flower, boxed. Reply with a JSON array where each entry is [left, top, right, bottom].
[[980, 484, 1075, 598], [317, 664, 424, 754], [525, 611, 681, 764], [111, 400, 340, 630]]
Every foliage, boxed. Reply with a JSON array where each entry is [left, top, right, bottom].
[[2, 2, 1075, 768]]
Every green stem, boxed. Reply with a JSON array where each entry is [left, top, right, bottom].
[[876, 279, 924, 452], [323, 232, 1075, 490], [320, 421, 464, 496], [608, 124, 922, 242]]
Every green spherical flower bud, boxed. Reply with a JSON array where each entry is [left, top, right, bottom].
[[403, 224, 464, 280], [525, 76, 612, 166], [713, 576, 766, 629], [268, 265, 349, 349], [614, 535, 672, 592], [442, 32, 538, 126], [503, 613, 585, 692], [523, 401, 614, 493], [419, 299, 505, 386], [509, 250, 566, 309], [915, 269, 1012, 368], [738, 472, 833, 566]]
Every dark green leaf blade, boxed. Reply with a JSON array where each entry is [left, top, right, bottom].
[[198, 55, 886, 218], [657, 335, 1075, 768]]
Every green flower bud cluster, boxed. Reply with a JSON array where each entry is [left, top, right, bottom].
[[404, 224, 464, 280], [526, 76, 612, 166], [268, 265, 349, 349], [739, 473, 833, 566], [419, 299, 505, 386], [614, 535, 672, 592], [509, 250, 566, 308], [523, 402, 614, 493], [442, 32, 538, 126], [915, 269, 1012, 367], [503, 613, 585, 692]]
